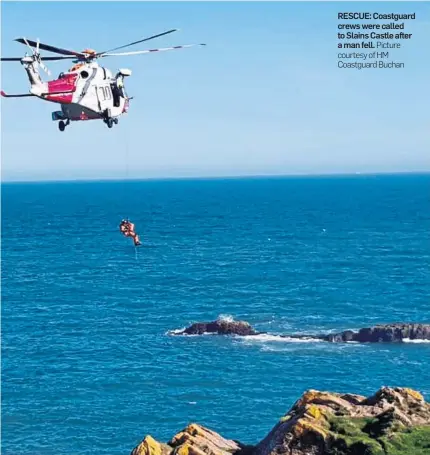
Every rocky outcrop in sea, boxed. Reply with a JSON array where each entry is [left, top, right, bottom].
[[178, 319, 258, 336], [130, 386, 430, 455], [170, 319, 430, 343]]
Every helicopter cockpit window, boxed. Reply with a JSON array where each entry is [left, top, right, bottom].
[[80, 70, 89, 79], [58, 72, 65, 79]]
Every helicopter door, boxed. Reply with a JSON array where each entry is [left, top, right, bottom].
[[96, 84, 113, 112], [111, 82, 121, 108]]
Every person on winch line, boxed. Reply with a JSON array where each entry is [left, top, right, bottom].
[[119, 219, 142, 246], [112, 73, 125, 107], [117, 75, 125, 96]]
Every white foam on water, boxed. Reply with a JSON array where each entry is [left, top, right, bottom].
[[217, 314, 235, 323], [402, 338, 430, 344], [166, 329, 218, 337], [240, 333, 323, 343], [166, 327, 186, 335]]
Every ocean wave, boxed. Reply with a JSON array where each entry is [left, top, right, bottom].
[[402, 338, 430, 344], [240, 334, 323, 343], [166, 327, 187, 335], [217, 314, 235, 323], [165, 329, 217, 337]]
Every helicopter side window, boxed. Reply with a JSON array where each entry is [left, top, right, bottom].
[[80, 70, 89, 79]]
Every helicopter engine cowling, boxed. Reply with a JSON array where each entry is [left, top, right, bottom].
[[118, 68, 132, 77]]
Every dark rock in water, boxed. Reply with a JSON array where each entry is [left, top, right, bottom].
[[177, 319, 260, 336], [171, 320, 430, 343], [325, 330, 356, 343], [325, 323, 430, 343], [130, 386, 430, 455]]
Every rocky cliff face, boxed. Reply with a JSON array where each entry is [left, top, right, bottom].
[[253, 387, 430, 455], [131, 424, 247, 455], [130, 387, 430, 455]]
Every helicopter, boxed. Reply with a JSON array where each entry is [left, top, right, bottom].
[[0, 29, 205, 131]]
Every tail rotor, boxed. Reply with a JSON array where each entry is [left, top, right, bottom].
[[22, 36, 51, 76]]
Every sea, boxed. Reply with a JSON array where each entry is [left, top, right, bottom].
[[2, 174, 430, 455]]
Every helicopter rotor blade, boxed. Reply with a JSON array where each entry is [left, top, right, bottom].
[[15, 37, 86, 57], [1, 56, 76, 61], [38, 60, 51, 76], [1, 57, 24, 61], [33, 37, 51, 75], [35, 56, 76, 61], [96, 29, 179, 56], [22, 37, 34, 55], [101, 43, 206, 57]]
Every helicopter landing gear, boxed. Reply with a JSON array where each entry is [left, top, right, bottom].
[[58, 119, 70, 132], [103, 109, 116, 128], [103, 114, 118, 128]]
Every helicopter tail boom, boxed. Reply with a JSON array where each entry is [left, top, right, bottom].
[[1, 89, 76, 98], [1, 90, 35, 98]]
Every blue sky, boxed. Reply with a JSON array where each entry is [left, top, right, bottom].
[[1, 1, 429, 181]]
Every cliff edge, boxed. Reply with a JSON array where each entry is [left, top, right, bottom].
[[130, 386, 430, 455]]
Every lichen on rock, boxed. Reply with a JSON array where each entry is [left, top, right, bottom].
[[131, 435, 170, 455], [130, 387, 430, 455]]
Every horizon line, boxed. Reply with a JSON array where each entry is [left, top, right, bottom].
[[1, 169, 430, 185]]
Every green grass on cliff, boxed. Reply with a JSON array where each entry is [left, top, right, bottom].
[[380, 427, 430, 455], [325, 416, 430, 455], [327, 417, 385, 455]]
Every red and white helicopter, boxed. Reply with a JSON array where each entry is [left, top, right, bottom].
[[1, 29, 205, 131]]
